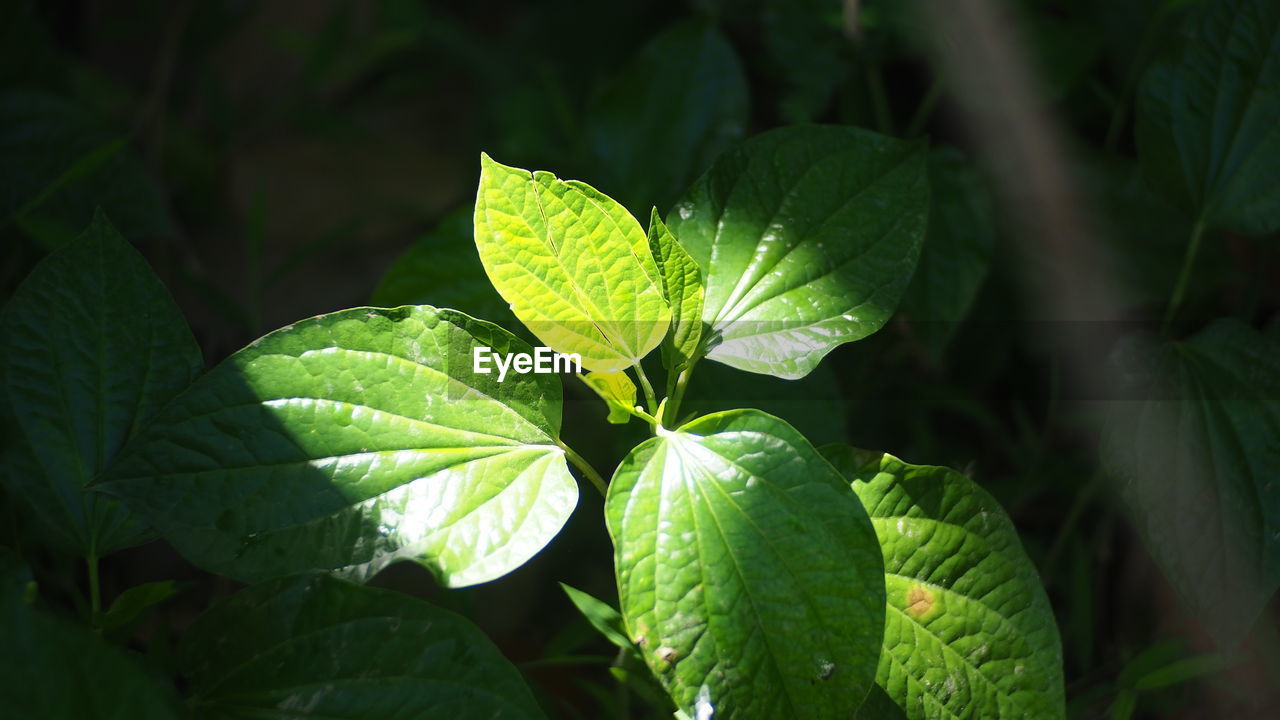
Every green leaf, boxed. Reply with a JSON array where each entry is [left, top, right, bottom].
[[1135, 0, 1280, 235], [586, 19, 748, 213], [0, 554, 182, 719], [1102, 319, 1280, 645], [855, 684, 908, 720], [898, 149, 996, 358], [102, 305, 578, 587], [0, 91, 172, 247], [98, 581, 183, 634], [647, 209, 705, 372], [474, 154, 671, 372], [1, 213, 201, 556], [180, 573, 548, 719], [822, 447, 1067, 720], [371, 206, 523, 335], [582, 371, 638, 424], [669, 125, 929, 379], [560, 583, 633, 652], [606, 409, 885, 717]]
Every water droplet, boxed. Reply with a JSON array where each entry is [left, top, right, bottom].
[[817, 659, 836, 680]]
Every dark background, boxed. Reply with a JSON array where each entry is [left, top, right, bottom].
[[2, 1, 1278, 718]]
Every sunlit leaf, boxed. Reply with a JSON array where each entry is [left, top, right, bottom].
[[607, 409, 885, 717], [669, 125, 928, 379], [474, 154, 671, 372], [824, 447, 1067, 720], [103, 306, 577, 587], [647, 209, 705, 372]]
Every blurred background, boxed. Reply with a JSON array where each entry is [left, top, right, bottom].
[[2, 0, 1278, 717]]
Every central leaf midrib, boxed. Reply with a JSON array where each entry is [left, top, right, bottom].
[[675, 436, 831, 715], [527, 172, 633, 360]]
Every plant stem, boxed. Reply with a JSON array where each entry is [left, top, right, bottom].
[[665, 356, 700, 425], [1162, 219, 1206, 333], [86, 552, 101, 619], [633, 363, 659, 423], [558, 441, 607, 497], [866, 63, 894, 135], [904, 76, 943, 138]]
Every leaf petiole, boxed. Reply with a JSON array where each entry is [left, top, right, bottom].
[[558, 441, 608, 497], [1162, 219, 1206, 333]]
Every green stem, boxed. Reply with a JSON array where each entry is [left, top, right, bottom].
[[904, 76, 942, 138], [1162, 220, 1207, 333], [665, 356, 700, 425], [87, 552, 101, 620], [633, 363, 659, 423], [558, 442, 607, 497], [866, 63, 894, 135]]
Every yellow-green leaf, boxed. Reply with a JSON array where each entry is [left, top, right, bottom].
[[647, 208, 705, 371], [473, 154, 671, 372], [582, 371, 638, 424]]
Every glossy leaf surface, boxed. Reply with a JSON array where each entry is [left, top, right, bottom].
[[103, 306, 577, 587], [668, 125, 928, 379], [1136, 0, 1280, 234], [180, 573, 547, 719], [474, 154, 671, 372], [607, 409, 885, 718], [824, 446, 1066, 720], [1102, 319, 1280, 645], [1, 212, 201, 555]]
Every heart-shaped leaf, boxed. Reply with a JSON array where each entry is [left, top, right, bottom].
[[1, 212, 201, 556], [180, 573, 548, 720], [668, 125, 928, 379], [607, 409, 885, 717], [824, 447, 1066, 720], [1102, 319, 1280, 645], [1135, 0, 1280, 235], [474, 154, 671, 372], [102, 306, 577, 587]]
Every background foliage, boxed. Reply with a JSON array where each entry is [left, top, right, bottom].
[[1, 0, 1277, 718]]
